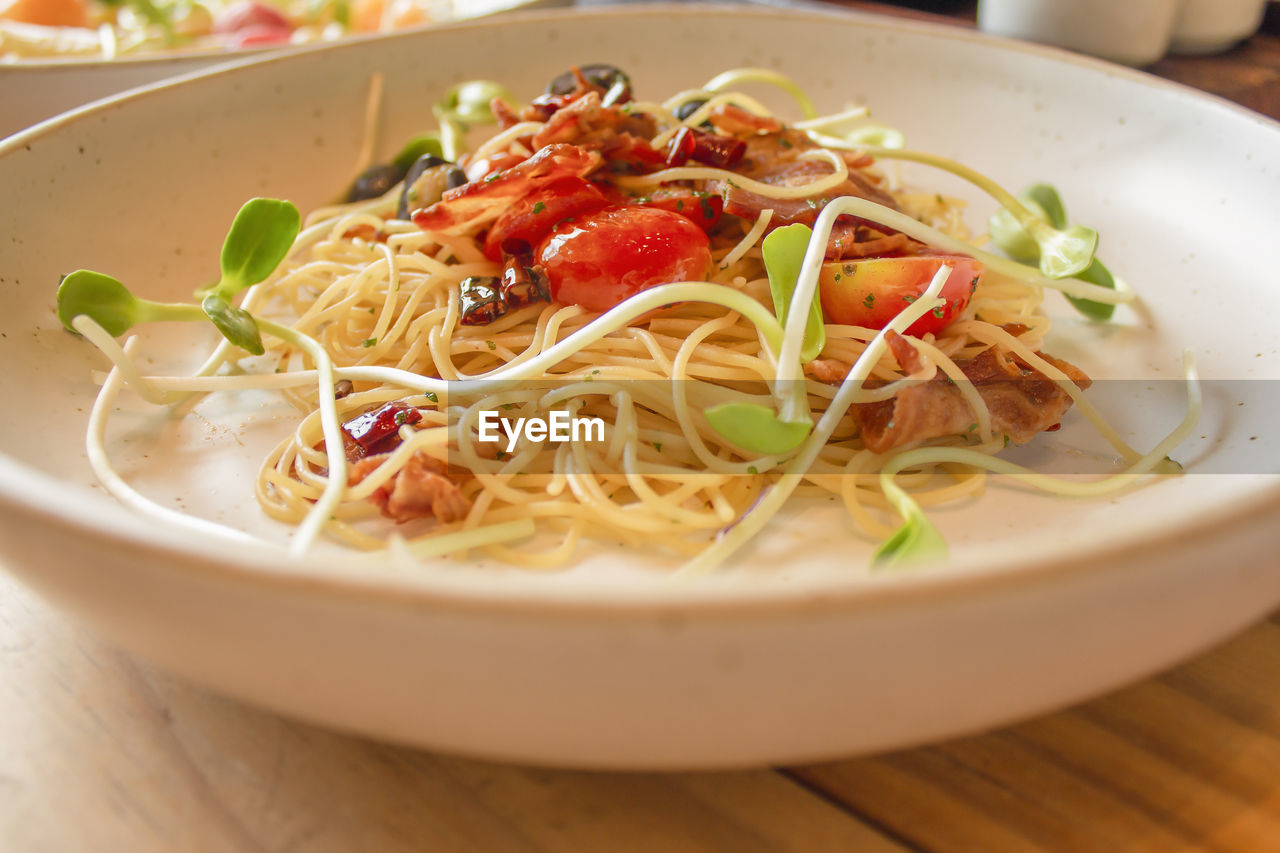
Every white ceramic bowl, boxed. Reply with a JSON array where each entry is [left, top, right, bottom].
[[977, 0, 1180, 66], [1171, 0, 1268, 54], [1, 4, 1278, 769]]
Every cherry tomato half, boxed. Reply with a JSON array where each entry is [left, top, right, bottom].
[[536, 206, 712, 312], [818, 254, 983, 337]]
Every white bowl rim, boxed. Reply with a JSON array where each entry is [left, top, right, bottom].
[[3, 2, 1279, 616]]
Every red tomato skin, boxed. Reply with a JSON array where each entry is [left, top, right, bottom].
[[482, 176, 608, 261], [633, 189, 723, 232], [536, 207, 712, 312], [600, 185, 723, 232], [819, 254, 983, 337]]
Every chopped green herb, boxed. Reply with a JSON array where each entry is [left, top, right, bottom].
[[532, 201, 546, 214], [700, 195, 716, 221], [486, 340, 496, 351], [362, 338, 377, 347]]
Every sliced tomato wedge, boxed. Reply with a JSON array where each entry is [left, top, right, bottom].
[[536, 206, 711, 312], [818, 254, 983, 337], [482, 176, 608, 260]]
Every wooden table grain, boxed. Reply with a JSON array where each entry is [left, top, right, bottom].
[[4, 4, 1280, 851]]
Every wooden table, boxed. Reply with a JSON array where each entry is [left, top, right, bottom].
[[4, 4, 1280, 851]]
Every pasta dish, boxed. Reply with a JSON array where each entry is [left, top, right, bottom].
[[2, 0, 442, 60], [55, 66, 1198, 574]]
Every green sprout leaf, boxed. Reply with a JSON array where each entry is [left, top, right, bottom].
[[434, 80, 516, 160], [704, 403, 811, 455], [1066, 257, 1117, 321], [391, 134, 445, 172], [1022, 183, 1068, 229], [762, 223, 825, 363], [842, 123, 906, 149], [862, 147, 1099, 280], [871, 506, 948, 568], [872, 482, 948, 568], [201, 294, 265, 355], [989, 183, 1116, 319], [56, 198, 297, 354], [215, 198, 302, 299], [989, 196, 1050, 263], [440, 80, 512, 126], [1029, 222, 1098, 279], [57, 270, 141, 336]]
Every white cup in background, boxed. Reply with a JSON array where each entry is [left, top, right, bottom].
[[1170, 0, 1268, 54], [977, 0, 1181, 66]]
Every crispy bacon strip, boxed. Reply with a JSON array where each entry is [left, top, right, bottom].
[[348, 451, 471, 524], [807, 341, 1092, 453], [705, 131, 899, 239], [824, 226, 915, 261], [531, 90, 658, 151], [411, 144, 601, 235], [705, 103, 784, 136], [883, 330, 927, 375], [807, 332, 926, 384], [490, 97, 522, 130]]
